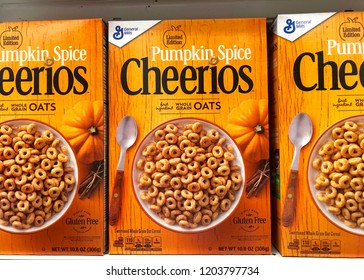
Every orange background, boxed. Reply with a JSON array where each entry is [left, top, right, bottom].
[[0, 19, 106, 255], [108, 18, 271, 254]]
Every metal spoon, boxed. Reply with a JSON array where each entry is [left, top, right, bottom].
[[109, 115, 138, 226], [282, 112, 313, 227]]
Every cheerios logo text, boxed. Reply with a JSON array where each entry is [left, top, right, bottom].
[[120, 44, 255, 95], [0, 26, 89, 96]]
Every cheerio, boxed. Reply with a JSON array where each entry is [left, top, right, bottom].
[[108, 18, 271, 254], [270, 11, 364, 257], [0, 19, 107, 255]]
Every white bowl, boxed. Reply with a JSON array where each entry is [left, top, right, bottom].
[[308, 115, 364, 236], [132, 117, 245, 233], [0, 119, 78, 234]]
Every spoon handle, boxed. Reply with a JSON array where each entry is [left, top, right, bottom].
[[282, 169, 298, 227], [109, 170, 124, 226]]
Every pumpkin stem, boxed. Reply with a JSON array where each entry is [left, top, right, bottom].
[[254, 124, 264, 134], [89, 125, 98, 135]]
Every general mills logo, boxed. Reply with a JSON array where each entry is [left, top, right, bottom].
[[283, 19, 296, 34], [113, 25, 124, 40]]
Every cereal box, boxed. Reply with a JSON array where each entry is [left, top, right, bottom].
[[108, 19, 271, 254], [0, 19, 107, 255], [270, 11, 364, 257]]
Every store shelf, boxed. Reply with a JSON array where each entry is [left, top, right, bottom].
[[0, 0, 363, 22]]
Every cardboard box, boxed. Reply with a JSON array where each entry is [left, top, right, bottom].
[[108, 18, 271, 254], [270, 11, 364, 257], [0, 19, 107, 255]]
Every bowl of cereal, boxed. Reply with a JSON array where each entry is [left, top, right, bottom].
[[0, 119, 78, 234], [308, 115, 364, 235], [132, 118, 245, 233]]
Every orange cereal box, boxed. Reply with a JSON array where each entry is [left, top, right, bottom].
[[0, 19, 107, 255], [270, 11, 364, 257], [108, 19, 271, 255]]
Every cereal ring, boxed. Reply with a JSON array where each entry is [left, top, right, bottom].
[[217, 165, 230, 176], [10, 165, 22, 177], [33, 138, 46, 150], [216, 185, 227, 197], [207, 129, 219, 141], [343, 121, 358, 131], [34, 215, 45, 227], [319, 142, 335, 156], [335, 193, 346, 208], [220, 198, 232, 211], [165, 197, 177, 209], [187, 182, 200, 193], [328, 206, 341, 215], [181, 189, 193, 200], [0, 199, 10, 211], [26, 123, 37, 134], [176, 163, 188, 176], [169, 145, 182, 158], [340, 145, 351, 159], [31, 196, 43, 208], [22, 134, 34, 144], [57, 153, 69, 163], [198, 176, 210, 189], [51, 167, 64, 178], [0, 125, 12, 135], [349, 144, 363, 157], [342, 207, 351, 220], [201, 167, 213, 178], [34, 168, 47, 180], [184, 199, 196, 211], [0, 135, 12, 146], [332, 127, 344, 139], [46, 147, 58, 159], [165, 124, 178, 134], [159, 174, 171, 187], [355, 191, 364, 203], [346, 198, 358, 212], [351, 178, 364, 191], [17, 200, 30, 212], [3, 147, 16, 159], [344, 131, 358, 143], [15, 191, 27, 201], [191, 122, 202, 133], [321, 161, 334, 174], [334, 158, 349, 172], [4, 179, 16, 191], [338, 175, 351, 188], [154, 129, 165, 141], [42, 130, 54, 143], [344, 219, 357, 228], [201, 214, 212, 226], [49, 187, 60, 199]]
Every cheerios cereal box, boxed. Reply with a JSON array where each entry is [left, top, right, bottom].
[[0, 19, 107, 255], [108, 19, 271, 255], [270, 11, 364, 257]]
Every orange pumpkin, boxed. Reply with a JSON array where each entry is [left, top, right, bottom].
[[61, 100, 104, 164], [226, 99, 269, 163]]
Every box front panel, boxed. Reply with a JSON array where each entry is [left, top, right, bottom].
[[271, 12, 364, 257], [109, 19, 271, 254], [0, 19, 106, 255]]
